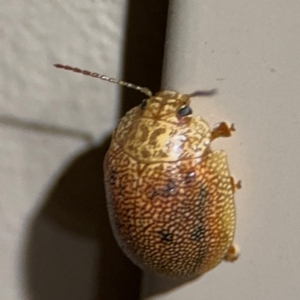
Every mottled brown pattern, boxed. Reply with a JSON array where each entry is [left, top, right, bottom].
[[114, 92, 211, 162], [104, 91, 237, 277]]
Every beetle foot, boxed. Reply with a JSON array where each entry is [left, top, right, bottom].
[[230, 177, 242, 193], [211, 122, 235, 141], [224, 244, 239, 262]]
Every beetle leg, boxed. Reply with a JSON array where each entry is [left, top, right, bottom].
[[230, 177, 242, 193], [223, 244, 239, 262], [211, 122, 235, 141]]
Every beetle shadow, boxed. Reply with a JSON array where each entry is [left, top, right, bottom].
[[23, 136, 143, 300], [141, 272, 200, 299]]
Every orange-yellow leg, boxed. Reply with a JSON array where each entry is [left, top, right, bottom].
[[225, 179, 241, 263], [224, 244, 240, 262], [211, 122, 235, 141], [230, 177, 242, 193]]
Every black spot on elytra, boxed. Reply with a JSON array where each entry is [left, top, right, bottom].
[[198, 185, 209, 206], [109, 168, 118, 185], [150, 189, 159, 199], [158, 230, 173, 242], [162, 181, 177, 197], [191, 226, 206, 242], [149, 180, 178, 200], [184, 171, 196, 185], [114, 218, 122, 230]]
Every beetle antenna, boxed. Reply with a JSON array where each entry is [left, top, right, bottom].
[[189, 89, 217, 98], [53, 64, 153, 97]]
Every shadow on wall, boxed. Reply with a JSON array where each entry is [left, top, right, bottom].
[[24, 138, 144, 300], [22, 1, 170, 300]]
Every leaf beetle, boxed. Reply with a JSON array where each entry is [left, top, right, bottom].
[[54, 64, 241, 277]]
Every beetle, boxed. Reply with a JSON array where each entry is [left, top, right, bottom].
[[54, 64, 240, 277]]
